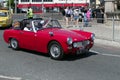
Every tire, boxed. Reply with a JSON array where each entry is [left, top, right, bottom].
[[48, 41, 64, 60], [9, 38, 19, 50]]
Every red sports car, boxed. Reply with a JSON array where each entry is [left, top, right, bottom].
[[3, 18, 95, 60]]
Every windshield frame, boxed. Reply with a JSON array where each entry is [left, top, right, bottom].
[[32, 19, 62, 32], [43, 19, 62, 28]]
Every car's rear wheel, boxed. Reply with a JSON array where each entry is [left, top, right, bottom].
[[9, 38, 19, 50], [48, 41, 64, 60]]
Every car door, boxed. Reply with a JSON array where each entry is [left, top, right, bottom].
[[19, 20, 36, 50], [19, 30, 36, 50]]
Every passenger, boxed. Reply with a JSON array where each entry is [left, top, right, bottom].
[[34, 21, 40, 30], [24, 24, 32, 31], [34, 20, 44, 30], [12, 21, 20, 30]]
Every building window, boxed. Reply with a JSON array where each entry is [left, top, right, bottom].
[[21, 0, 30, 2], [43, 0, 53, 2], [32, 0, 42, 2], [117, 1, 120, 10]]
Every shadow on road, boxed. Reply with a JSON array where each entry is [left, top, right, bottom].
[[63, 52, 98, 61], [0, 26, 12, 30], [10, 48, 98, 61], [15, 48, 50, 58]]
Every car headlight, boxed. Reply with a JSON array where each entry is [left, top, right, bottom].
[[91, 33, 95, 40], [73, 42, 78, 48], [67, 37, 73, 45]]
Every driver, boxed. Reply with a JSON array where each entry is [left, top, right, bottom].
[[34, 20, 45, 30]]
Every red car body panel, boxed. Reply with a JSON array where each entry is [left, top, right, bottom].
[[3, 28, 94, 54], [3, 19, 94, 55]]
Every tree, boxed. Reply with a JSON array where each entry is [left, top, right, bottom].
[[6, 0, 15, 9]]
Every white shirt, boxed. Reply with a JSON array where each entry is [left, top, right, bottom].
[[24, 27, 31, 31]]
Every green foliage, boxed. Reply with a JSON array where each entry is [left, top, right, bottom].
[[6, 0, 15, 8]]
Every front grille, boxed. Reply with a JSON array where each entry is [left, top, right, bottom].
[[73, 40, 90, 48], [82, 40, 90, 46]]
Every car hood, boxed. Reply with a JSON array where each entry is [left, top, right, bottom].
[[42, 28, 89, 41]]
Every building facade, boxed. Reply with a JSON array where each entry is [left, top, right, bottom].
[[17, 0, 90, 13], [105, 0, 120, 12]]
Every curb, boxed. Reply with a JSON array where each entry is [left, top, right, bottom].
[[64, 26, 120, 48], [94, 39, 120, 48]]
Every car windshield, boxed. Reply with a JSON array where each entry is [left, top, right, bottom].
[[44, 19, 62, 28], [33, 20, 45, 30], [0, 12, 7, 17], [33, 19, 62, 30]]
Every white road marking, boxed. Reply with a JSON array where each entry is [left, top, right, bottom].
[[90, 50, 120, 58], [0, 75, 22, 80]]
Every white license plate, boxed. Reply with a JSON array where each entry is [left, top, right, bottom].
[[76, 47, 85, 54]]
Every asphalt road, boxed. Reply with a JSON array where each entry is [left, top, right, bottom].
[[0, 29, 120, 80]]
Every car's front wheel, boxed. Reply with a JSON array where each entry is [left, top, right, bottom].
[[48, 41, 64, 60], [9, 38, 19, 50]]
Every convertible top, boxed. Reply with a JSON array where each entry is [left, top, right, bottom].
[[22, 18, 43, 21]]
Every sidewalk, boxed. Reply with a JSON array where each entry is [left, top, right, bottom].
[[59, 19, 120, 47]]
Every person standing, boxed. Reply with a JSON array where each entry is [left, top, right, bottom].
[[83, 9, 89, 27], [61, 7, 66, 21], [86, 8, 91, 21], [73, 9, 79, 27], [65, 7, 71, 27], [27, 7, 33, 19]]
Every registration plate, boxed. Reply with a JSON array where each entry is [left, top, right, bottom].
[[76, 47, 85, 54]]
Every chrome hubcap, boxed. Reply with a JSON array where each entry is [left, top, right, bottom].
[[50, 45, 60, 58], [11, 40, 17, 49]]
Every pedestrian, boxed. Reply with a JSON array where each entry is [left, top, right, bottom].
[[100, 6, 104, 23], [65, 7, 71, 27], [61, 7, 66, 21], [73, 9, 79, 27], [91, 7, 96, 18], [27, 7, 33, 19], [86, 8, 91, 21], [83, 9, 89, 27]]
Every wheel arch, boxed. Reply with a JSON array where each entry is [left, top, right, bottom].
[[8, 37, 18, 43], [47, 40, 65, 60], [9, 37, 20, 50], [8, 37, 20, 47], [47, 40, 63, 53]]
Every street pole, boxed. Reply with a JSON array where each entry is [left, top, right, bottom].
[[9, 0, 11, 11], [112, 15, 115, 41], [42, 0, 44, 13], [15, 0, 17, 14]]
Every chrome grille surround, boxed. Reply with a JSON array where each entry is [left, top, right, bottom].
[[73, 40, 90, 48]]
